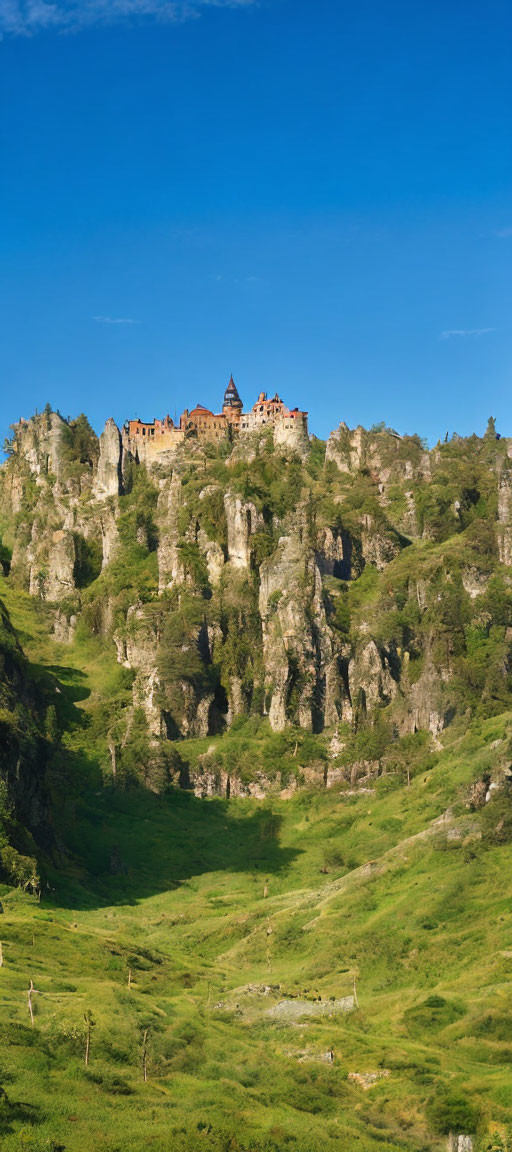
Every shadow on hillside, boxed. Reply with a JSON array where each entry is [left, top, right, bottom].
[[31, 660, 91, 730], [44, 749, 299, 911]]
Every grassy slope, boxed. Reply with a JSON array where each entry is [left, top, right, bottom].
[[1, 575, 512, 1152]]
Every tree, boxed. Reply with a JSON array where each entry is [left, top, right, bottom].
[[27, 979, 39, 1026], [485, 416, 497, 439], [84, 1010, 95, 1067], [427, 1089, 480, 1135], [62, 414, 99, 468]]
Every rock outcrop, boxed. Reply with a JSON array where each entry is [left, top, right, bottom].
[[157, 473, 185, 592], [497, 467, 512, 565], [99, 504, 121, 569], [259, 514, 343, 732], [2, 408, 511, 749], [12, 411, 68, 480], [316, 527, 352, 580], [268, 996, 356, 1021], [224, 492, 263, 569], [447, 1138, 473, 1152], [44, 529, 76, 602], [348, 639, 398, 719], [95, 418, 123, 499]]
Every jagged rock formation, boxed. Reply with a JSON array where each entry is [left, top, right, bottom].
[[12, 410, 68, 480], [99, 504, 121, 569], [326, 422, 430, 488], [95, 418, 123, 499], [157, 473, 185, 592], [497, 465, 512, 565], [315, 527, 352, 580], [348, 639, 398, 721], [1, 406, 512, 760], [42, 529, 76, 601], [259, 516, 342, 731], [2, 410, 102, 603], [224, 492, 263, 569]]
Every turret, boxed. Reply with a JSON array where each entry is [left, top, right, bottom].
[[222, 375, 243, 422]]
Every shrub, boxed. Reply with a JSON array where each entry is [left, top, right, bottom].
[[0, 844, 39, 892], [427, 1089, 480, 1135]]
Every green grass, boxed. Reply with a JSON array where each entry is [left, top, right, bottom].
[[1, 576, 512, 1151]]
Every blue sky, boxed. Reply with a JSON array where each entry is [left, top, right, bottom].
[[1, 0, 511, 444]]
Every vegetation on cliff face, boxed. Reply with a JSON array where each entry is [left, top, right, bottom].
[[1, 410, 512, 1150], [0, 599, 46, 892], [3, 408, 512, 765]]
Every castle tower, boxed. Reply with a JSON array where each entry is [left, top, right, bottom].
[[222, 375, 243, 427]]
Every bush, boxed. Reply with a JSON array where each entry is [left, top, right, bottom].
[[404, 995, 465, 1037], [427, 1089, 480, 1135], [0, 844, 39, 892]]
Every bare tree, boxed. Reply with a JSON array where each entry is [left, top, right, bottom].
[[142, 1028, 149, 1083], [84, 1010, 94, 1067], [27, 979, 39, 1026]]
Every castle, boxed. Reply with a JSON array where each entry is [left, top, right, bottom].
[[123, 377, 309, 461]]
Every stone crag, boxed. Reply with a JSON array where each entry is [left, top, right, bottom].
[[1, 400, 511, 789]]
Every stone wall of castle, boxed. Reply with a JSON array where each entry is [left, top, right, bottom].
[[273, 412, 310, 454], [182, 406, 230, 442], [123, 382, 309, 462], [123, 418, 185, 463]]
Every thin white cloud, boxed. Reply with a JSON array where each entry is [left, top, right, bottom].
[[93, 315, 138, 324], [440, 328, 496, 340], [211, 272, 261, 284], [0, 0, 255, 37], [494, 227, 512, 239]]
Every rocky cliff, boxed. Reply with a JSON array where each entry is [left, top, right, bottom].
[[1, 408, 511, 793]]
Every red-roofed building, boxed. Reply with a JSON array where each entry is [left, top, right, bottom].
[[240, 392, 308, 438], [181, 403, 228, 441]]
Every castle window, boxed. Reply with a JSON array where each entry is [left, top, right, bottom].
[[142, 428, 146, 436]]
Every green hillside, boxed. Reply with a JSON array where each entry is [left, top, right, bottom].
[[1, 573, 511, 1152]]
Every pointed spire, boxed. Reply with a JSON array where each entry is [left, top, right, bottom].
[[223, 374, 242, 408]]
